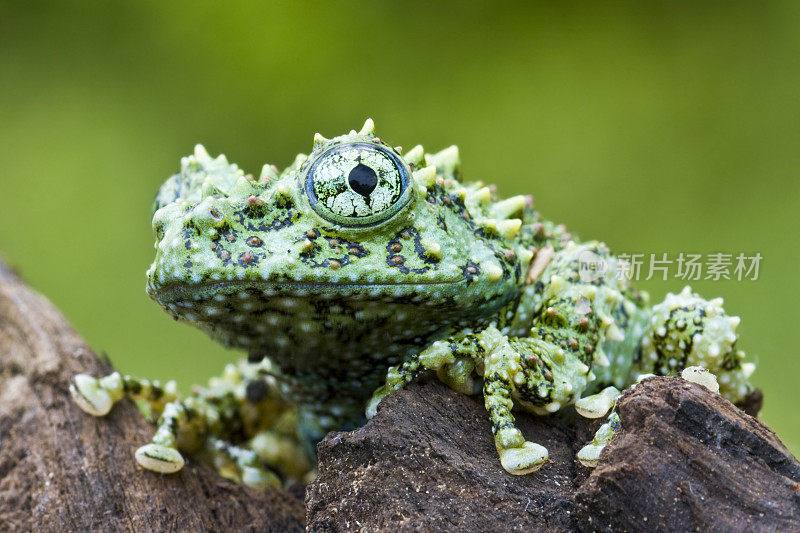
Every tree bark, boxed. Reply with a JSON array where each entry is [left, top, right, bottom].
[[0, 258, 305, 532], [307, 372, 799, 532]]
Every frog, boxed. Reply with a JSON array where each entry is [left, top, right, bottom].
[[70, 119, 755, 486]]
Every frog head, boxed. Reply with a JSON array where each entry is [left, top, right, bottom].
[[146, 120, 536, 392]]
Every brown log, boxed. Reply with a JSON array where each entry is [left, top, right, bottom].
[[307, 378, 800, 532], [0, 258, 305, 532]]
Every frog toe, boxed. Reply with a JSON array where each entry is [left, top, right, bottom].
[[498, 441, 549, 475], [577, 442, 604, 467], [365, 394, 382, 419], [135, 443, 185, 473], [69, 374, 113, 416], [575, 386, 620, 419]]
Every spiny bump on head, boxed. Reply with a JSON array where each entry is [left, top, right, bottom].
[[259, 163, 280, 184], [477, 216, 522, 241], [425, 145, 460, 178], [230, 175, 259, 198], [605, 322, 625, 342], [286, 153, 308, 175], [517, 248, 535, 266], [496, 219, 522, 240], [308, 118, 384, 158], [193, 143, 212, 162], [421, 238, 442, 261], [482, 261, 504, 282], [489, 195, 527, 221], [359, 118, 375, 136], [404, 145, 426, 167], [201, 180, 225, 200], [313, 132, 329, 151], [412, 165, 437, 189], [466, 186, 493, 208], [593, 347, 611, 367]]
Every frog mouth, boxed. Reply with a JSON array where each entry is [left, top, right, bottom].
[[149, 278, 465, 303]]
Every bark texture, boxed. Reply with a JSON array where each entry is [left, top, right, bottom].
[[307, 379, 799, 532]]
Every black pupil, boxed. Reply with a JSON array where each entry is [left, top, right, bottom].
[[348, 163, 378, 197]]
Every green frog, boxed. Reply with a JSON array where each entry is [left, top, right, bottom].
[[70, 120, 754, 487]]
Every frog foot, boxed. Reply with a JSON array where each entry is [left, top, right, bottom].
[[575, 386, 620, 419], [69, 373, 121, 416], [135, 443, 185, 474], [576, 442, 605, 468], [577, 410, 621, 468], [365, 390, 384, 419], [366, 359, 424, 420], [498, 441, 549, 475]]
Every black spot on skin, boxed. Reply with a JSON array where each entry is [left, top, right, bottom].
[[244, 203, 267, 219], [386, 227, 432, 274], [248, 352, 266, 363], [347, 242, 368, 258], [298, 248, 353, 269], [246, 379, 270, 403], [299, 241, 322, 259], [295, 232, 369, 268], [276, 196, 295, 210], [425, 185, 471, 222], [462, 261, 480, 284], [154, 222, 166, 240], [491, 250, 515, 282], [233, 203, 299, 233]]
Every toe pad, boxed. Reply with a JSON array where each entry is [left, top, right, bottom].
[[499, 441, 549, 475], [135, 444, 185, 473], [69, 374, 112, 417]]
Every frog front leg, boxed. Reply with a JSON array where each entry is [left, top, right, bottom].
[[480, 327, 594, 474], [366, 330, 485, 418], [369, 326, 589, 475]]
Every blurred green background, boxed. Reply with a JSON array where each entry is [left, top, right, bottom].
[[2, 1, 798, 454]]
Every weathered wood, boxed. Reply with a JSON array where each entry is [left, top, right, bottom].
[[0, 259, 305, 532], [575, 377, 800, 532], [307, 378, 800, 532]]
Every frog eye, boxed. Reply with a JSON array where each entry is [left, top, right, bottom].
[[303, 142, 412, 227]]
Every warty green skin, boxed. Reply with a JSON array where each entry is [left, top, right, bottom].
[[70, 120, 755, 484]]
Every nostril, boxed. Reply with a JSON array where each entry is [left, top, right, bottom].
[[154, 222, 166, 240]]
